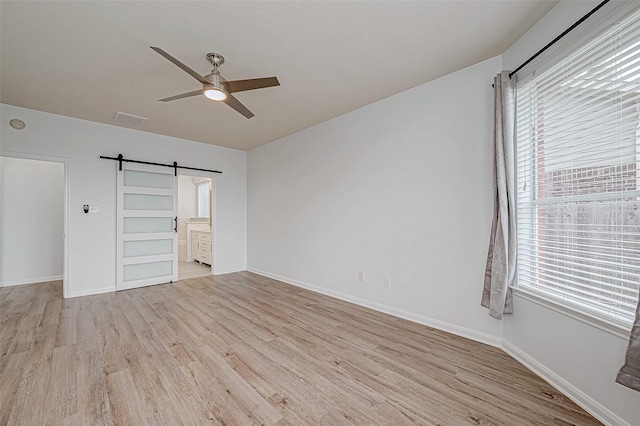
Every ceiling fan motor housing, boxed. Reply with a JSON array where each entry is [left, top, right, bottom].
[[204, 72, 226, 92]]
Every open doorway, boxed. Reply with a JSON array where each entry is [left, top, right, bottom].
[[177, 174, 213, 280], [0, 155, 68, 295]]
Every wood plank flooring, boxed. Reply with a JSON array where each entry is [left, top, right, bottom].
[[0, 272, 601, 425], [178, 261, 212, 280]]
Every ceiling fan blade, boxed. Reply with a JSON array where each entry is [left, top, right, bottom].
[[223, 94, 254, 119], [150, 46, 208, 85], [158, 90, 202, 102], [222, 77, 280, 93]]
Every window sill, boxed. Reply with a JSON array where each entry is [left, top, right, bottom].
[[511, 287, 633, 340]]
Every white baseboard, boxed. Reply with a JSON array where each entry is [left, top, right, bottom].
[[0, 275, 63, 287], [502, 341, 630, 426], [66, 286, 115, 299], [247, 267, 502, 348], [214, 267, 246, 276]]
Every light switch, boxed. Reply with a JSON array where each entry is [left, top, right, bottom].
[[89, 206, 99, 213]]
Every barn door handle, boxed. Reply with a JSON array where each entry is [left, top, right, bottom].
[[174, 217, 177, 233]]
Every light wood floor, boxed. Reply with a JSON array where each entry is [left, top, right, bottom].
[[0, 272, 601, 425], [178, 261, 212, 280]]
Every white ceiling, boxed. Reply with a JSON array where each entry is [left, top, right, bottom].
[[0, 1, 558, 151]]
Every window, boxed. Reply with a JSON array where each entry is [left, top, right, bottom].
[[516, 9, 640, 327], [197, 181, 210, 218]]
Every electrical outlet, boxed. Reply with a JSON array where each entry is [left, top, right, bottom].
[[383, 277, 391, 288], [89, 206, 99, 213], [357, 272, 364, 283]]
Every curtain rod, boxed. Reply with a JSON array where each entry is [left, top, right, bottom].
[[100, 154, 222, 176], [509, 0, 610, 79]]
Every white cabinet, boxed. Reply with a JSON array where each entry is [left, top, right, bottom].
[[191, 231, 212, 265], [185, 222, 210, 260]]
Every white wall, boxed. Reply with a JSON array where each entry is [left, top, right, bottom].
[[178, 175, 197, 218], [1, 103, 247, 297], [248, 56, 503, 345], [502, 1, 640, 425], [0, 157, 64, 286]]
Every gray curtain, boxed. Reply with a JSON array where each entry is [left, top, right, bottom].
[[616, 299, 640, 391], [482, 71, 516, 320]]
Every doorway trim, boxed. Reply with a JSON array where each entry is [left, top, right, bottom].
[[178, 171, 218, 276], [0, 150, 70, 298]]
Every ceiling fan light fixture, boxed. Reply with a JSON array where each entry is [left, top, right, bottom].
[[203, 87, 227, 101]]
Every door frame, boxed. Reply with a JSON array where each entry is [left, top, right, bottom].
[[178, 171, 217, 276], [0, 150, 70, 298]]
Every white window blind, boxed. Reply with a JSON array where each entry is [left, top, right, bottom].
[[516, 8, 640, 326]]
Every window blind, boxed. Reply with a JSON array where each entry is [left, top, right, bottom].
[[516, 8, 640, 326]]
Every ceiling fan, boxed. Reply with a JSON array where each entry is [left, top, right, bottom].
[[150, 47, 280, 119]]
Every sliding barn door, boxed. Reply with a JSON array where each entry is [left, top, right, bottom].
[[116, 163, 178, 291]]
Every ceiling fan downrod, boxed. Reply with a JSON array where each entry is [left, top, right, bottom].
[[206, 52, 225, 73]]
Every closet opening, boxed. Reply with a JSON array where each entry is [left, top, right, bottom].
[[0, 154, 68, 297]]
